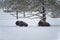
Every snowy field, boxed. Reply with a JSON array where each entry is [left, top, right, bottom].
[[0, 10, 60, 40]]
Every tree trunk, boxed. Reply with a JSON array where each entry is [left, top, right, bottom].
[[23, 11, 25, 17], [41, 0, 46, 19], [16, 11, 18, 19]]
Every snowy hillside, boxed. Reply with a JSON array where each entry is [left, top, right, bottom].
[[0, 10, 60, 40]]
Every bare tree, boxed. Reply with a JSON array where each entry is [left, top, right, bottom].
[[0, 0, 60, 19]]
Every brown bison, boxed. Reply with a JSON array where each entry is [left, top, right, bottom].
[[38, 18, 50, 26]]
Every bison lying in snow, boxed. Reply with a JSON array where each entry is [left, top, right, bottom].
[[38, 18, 50, 26], [38, 21, 50, 26], [15, 21, 28, 27]]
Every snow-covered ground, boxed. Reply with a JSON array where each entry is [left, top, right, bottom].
[[0, 27, 60, 40], [0, 10, 60, 40]]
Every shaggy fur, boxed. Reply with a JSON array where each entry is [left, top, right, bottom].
[[15, 21, 28, 27], [38, 21, 50, 26]]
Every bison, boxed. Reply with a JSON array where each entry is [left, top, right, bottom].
[[38, 21, 50, 26], [38, 18, 50, 26], [15, 21, 28, 27]]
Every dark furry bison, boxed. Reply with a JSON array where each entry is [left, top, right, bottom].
[[15, 21, 28, 27], [38, 21, 50, 26], [38, 18, 50, 26]]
